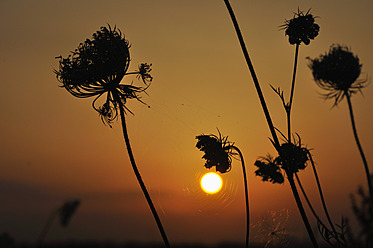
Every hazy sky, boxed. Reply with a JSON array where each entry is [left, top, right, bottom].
[[1, 0, 373, 246]]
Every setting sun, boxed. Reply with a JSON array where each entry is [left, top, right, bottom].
[[200, 172, 223, 194]]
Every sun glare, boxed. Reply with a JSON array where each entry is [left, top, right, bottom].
[[200, 172, 223, 194]]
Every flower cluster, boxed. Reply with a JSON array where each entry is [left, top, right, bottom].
[[54, 25, 152, 126], [255, 136, 309, 183], [195, 132, 236, 173], [308, 44, 367, 105], [281, 9, 319, 45]]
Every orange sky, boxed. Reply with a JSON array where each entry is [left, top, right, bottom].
[[1, 0, 373, 246]]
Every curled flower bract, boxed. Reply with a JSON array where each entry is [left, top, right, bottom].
[[59, 200, 80, 227], [281, 9, 319, 45], [308, 44, 367, 105], [54, 25, 152, 126], [196, 132, 236, 173]]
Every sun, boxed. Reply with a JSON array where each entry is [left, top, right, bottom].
[[200, 172, 223, 194]]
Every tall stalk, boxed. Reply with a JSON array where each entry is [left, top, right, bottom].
[[223, 0, 280, 149], [230, 145, 250, 248], [223, 1, 318, 247], [287, 43, 299, 142], [115, 92, 170, 248], [345, 91, 373, 209]]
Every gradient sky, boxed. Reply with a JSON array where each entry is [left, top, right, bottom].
[[1, 0, 373, 246]]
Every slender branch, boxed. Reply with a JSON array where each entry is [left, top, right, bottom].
[[223, 0, 280, 149], [345, 92, 373, 209], [114, 91, 170, 248], [230, 145, 250, 248], [287, 43, 300, 142]]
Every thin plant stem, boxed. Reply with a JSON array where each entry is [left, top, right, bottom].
[[287, 43, 299, 142], [295, 174, 337, 248], [307, 152, 340, 244], [230, 145, 250, 248], [114, 91, 170, 248], [36, 209, 58, 245], [345, 91, 373, 208], [287, 173, 319, 248], [223, 0, 280, 149], [223, 1, 318, 247]]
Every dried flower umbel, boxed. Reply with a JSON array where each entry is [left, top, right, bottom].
[[308, 44, 367, 105], [54, 25, 152, 126], [54, 25, 170, 247], [196, 132, 236, 173], [308, 44, 373, 219], [281, 9, 319, 45], [196, 130, 250, 248]]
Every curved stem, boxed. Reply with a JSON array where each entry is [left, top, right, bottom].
[[223, 0, 280, 149], [288, 173, 319, 248], [345, 92, 373, 208], [287, 43, 300, 142], [230, 145, 250, 248], [295, 174, 336, 247], [114, 93, 170, 248], [307, 152, 340, 244]]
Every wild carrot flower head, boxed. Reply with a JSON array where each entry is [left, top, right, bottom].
[[255, 135, 309, 183], [281, 9, 319, 45], [195, 131, 236, 173], [58, 200, 80, 227], [254, 154, 284, 184], [54, 25, 152, 126], [277, 141, 309, 174], [308, 44, 367, 105]]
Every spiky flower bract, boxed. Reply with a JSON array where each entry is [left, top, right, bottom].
[[196, 132, 236, 173], [308, 44, 367, 106], [54, 25, 152, 126], [281, 9, 319, 45]]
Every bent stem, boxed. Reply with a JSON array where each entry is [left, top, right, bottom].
[[288, 173, 319, 248], [345, 91, 373, 208], [114, 92, 170, 248], [230, 145, 250, 248]]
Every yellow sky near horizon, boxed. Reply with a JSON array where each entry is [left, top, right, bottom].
[[1, 0, 373, 245]]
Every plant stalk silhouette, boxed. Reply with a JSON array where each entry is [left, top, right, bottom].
[[54, 25, 170, 248], [308, 44, 372, 210], [196, 131, 250, 248], [223, 1, 318, 247]]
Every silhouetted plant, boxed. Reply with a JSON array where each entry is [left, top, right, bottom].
[[37, 199, 80, 245], [223, 1, 319, 246], [54, 25, 170, 248], [196, 130, 250, 248], [308, 44, 372, 210], [348, 176, 373, 247]]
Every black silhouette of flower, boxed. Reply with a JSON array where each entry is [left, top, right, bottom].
[[58, 199, 80, 227], [196, 132, 236, 173], [277, 141, 309, 174], [308, 44, 367, 105], [255, 135, 309, 183], [254, 155, 284, 184], [54, 25, 152, 126], [281, 9, 319, 45]]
